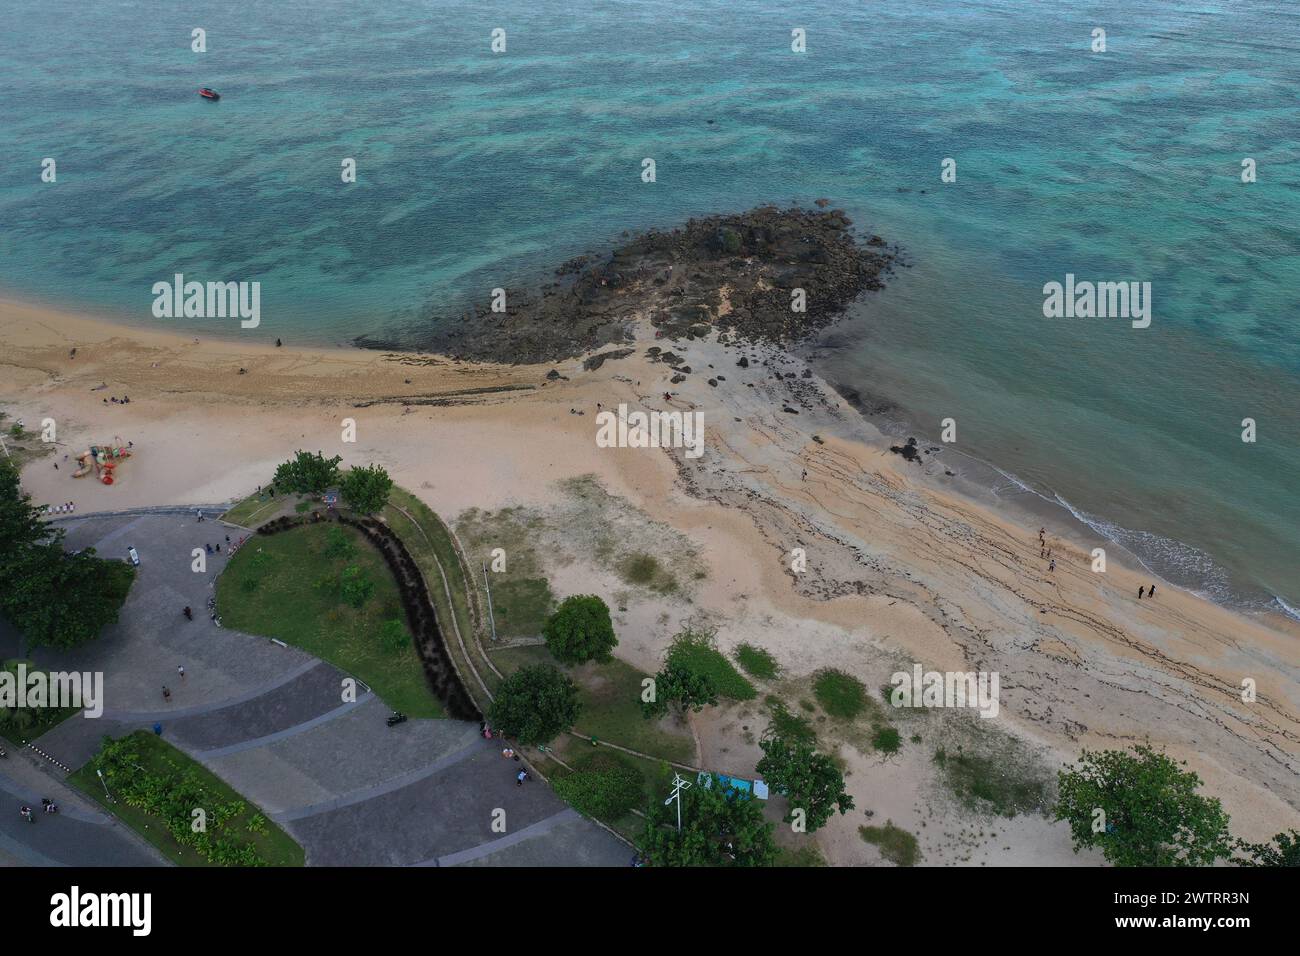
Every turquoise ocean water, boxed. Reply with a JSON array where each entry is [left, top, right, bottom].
[[0, 0, 1296, 612]]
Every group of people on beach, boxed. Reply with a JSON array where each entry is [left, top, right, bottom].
[[1038, 527, 1160, 598]]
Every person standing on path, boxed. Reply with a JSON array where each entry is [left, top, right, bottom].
[[177, 665, 186, 682], [516, 769, 530, 787], [183, 606, 192, 620], [162, 686, 171, 703]]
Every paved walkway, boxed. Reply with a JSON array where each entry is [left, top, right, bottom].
[[0, 512, 628, 867]]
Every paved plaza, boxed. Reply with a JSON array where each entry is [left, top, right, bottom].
[[0, 511, 629, 867]]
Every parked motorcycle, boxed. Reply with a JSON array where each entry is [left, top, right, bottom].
[[386, 712, 407, 728]]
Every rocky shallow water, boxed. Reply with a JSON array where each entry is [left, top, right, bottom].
[[357, 205, 900, 364]]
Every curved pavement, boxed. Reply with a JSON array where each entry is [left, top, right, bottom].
[[0, 511, 629, 867]]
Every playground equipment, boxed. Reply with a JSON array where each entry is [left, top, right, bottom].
[[71, 439, 131, 484]]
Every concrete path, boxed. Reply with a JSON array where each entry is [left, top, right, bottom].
[[1, 512, 629, 867]]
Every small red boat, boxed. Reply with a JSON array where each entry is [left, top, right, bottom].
[[198, 87, 220, 101]]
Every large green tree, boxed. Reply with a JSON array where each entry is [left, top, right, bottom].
[[1055, 745, 1234, 867], [488, 664, 581, 746], [637, 782, 777, 867], [0, 460, 133, 649], [756, 731, 854, 833], [5, 546, 133, 649], [272, 450, 342, 495], [339, 463, 393, 515], [542, 594, 617, 665]]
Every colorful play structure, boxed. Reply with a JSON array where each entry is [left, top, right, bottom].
[[71, 438, 132, 484]]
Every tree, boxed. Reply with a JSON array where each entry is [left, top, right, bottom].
[[272, 450, 341, 495], [756, 731, 854, 833], [339, 463, 393, 516], [488, 665, 581, 746], [642, 661, 718, 719], [542, 594, 617, 665], [637, 783, 776, 867], [1237, 830, 1300, 867], [1055, 745, 1234, 867], [0, 460, 134, 649]]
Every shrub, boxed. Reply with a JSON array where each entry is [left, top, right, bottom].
[[859, 821, 921, 866], [813, 668, 866, 719], [873, 726, 902, 754], [553, 756, 643, 821], [664, 624, 755, 700], [339, 565, 374, 609], [734, 643, 779, 679], [325, 525, 357, 559]]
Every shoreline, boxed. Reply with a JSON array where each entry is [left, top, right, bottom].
[[2, 285, 1296, 634], [3, 292, 1298, 856], [818, 365, 1300, 626]]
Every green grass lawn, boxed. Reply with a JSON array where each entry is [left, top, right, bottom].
[[69, 731, 303, 867], [216, 521, 443, 717], [220, 491, 283, 528], [455, 505, 555, 639]]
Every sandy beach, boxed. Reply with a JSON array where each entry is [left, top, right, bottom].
[[3, 294, 1297, 865]]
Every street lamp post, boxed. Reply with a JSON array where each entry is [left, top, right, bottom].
[[664, 772, 692, 833]]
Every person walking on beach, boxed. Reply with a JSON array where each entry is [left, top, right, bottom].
[[1148, 584, 1156, 598], [1138, 586, 1145, 600], [1048, 559, 1056, 573]]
